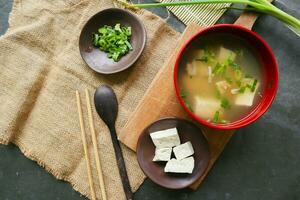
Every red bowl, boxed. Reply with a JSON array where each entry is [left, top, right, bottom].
[[174, 24, 279, 130]]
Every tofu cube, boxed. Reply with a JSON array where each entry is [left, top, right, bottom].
[[218, 46, 236, 62], [194, 96, 220, 119], [192, 60, 209, 78], [164, 157, 195, 174], [150, 128, 180, 148], [235, 82, 260, 106], [152, 148, 172, 162], [173, 141, 194, 160], [216, 80, 231, 94], [187, 62, 197, 76]]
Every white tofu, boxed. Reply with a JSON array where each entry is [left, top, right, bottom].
[[164, 157, 195, 174], [152, 148, 172, 162], [216, 80, 231, 94], [218, 46, 236, 62], [235, 82, 260, 106], [173, 141, 194, 160], [150, 128, 180, 148], [194, 96, 220, 119], [186, 62, 197, 76]]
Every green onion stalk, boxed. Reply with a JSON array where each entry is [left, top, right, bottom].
[[116, 0, 300, 37]]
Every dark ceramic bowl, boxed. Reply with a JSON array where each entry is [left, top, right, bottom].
[[136, 118, 210, 189], [174, 24, 279, 130], [79, 8, 146, 74]]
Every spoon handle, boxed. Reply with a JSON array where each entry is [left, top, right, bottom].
[[109, 126, 133, 200]]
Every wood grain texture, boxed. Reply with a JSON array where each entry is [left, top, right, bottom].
[[118, 23, 235, 189], [234, 0, 273, 29]]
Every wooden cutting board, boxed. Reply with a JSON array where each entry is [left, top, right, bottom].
[[119, 11, 261, 189]]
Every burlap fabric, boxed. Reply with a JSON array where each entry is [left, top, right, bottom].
[[0, 0, 180, 199]]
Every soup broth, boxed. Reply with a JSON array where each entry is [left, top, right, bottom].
[[178, 33, 263, 124]]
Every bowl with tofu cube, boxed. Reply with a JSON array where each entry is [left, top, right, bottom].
[[136, 118, 210, 189], [174, 24, 278, 130]]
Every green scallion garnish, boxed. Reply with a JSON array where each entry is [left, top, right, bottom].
[[212, 111, 220, 123], [239, 86, 246, 93], [251, 79, 258, 92], [221, 98, 231, 109], [180, 89, 187, 98], [213, 63, 227, 75], [92, 23, 133, 62]]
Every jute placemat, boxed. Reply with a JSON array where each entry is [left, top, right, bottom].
[[0, 0, 226, 199], [0, 0, 180, 199]]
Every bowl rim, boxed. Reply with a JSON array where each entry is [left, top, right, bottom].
[[173, 24, 279, 130], [136, 117, 210, 189], [78, 8, 146, 74]]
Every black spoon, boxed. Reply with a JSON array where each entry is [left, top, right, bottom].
[[94, 85, 133, 200]]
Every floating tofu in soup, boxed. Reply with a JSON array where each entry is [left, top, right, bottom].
[[173, 141, 194, 160], [235, 81, 259, 106], [153, 147, 172, 162], [218, 46, 236, 62], [186, 61, 208, 78], [194, 96, 221, 119], [164, 157, 194, 174], [186, 62, 197, 76], [193, 60, 209, 77], [150, 128, 180, 148]]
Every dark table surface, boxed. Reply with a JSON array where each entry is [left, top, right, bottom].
[[0, 0, 299, 199]]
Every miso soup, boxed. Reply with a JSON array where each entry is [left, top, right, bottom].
[[178, 33, 263, 124]]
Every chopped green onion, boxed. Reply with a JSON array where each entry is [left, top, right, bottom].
[[180, 90, 193, 112], [125, 40, 133, 50], [92, 23, 133, 62], [196, 49, 216, 63], [92, 34, 99, 46], [186, 103, 193, 112], [221, 98, 231, 109], [205, 49, 216, 62], [227, 58, 240, 70], [212, 111, 220, 123], [251, 79, 258, 92], [213, 63, 227, 75], [239, 86, 246, 93], [180, 89, 187, 98]]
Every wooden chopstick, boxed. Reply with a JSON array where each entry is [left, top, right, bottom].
[[75, 91, 97, 200], [85, 89, 107, 200]]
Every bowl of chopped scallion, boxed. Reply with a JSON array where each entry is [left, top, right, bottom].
[[79, 8, 146, 74]]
